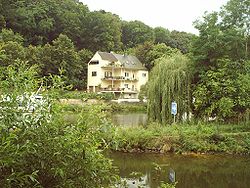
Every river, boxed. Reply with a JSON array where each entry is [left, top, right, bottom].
[[108, 152, 250, 188], [111, 112, 147, 127], [65, 112, 250, 187]]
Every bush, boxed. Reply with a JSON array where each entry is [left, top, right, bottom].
[[0, 62, 117, 187]]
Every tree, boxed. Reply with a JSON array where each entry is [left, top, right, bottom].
[[122, 20, 155, 49], [154, 27, 194, 54], [0, 15, 6, 30], [133, 42, 180, 70], [220, 0, 250, 58], [76, 49, 93, 89], [193, 59, 250, 121], [191, 0, 250, 122], [0, 0, 89, 46], [39, 34, 83, 87], [33, 34, 92, 89], [0, 62, 116, 187], [154, 27, 171, 44], [0, 41, 26, 66], [167, 31, 194, 54], [83, 10, 122, 52], [147, 54, 193, 124], [0, 29, 24, 44]]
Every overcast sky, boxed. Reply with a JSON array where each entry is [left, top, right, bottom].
[[80, 0, 229, 34]]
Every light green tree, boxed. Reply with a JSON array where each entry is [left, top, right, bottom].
[[147, 54, 193, 124]]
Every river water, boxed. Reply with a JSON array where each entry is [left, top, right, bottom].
[[65, 112, 250, 187], [109, 152, 250, 188], [111, 113, 147, 127]]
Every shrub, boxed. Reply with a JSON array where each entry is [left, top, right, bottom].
[[0, 62, 117, 187]]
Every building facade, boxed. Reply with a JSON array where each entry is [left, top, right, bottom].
[[87, 51, 148, 99]]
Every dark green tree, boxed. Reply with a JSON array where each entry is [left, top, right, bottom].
[[132, 42, 180, 70], [122, 20, 155, 49], [0, 0, 89, 46], [193, 59, 250, 121], [154, 27, 171, 44], [84, 10, 122, 52], [167, 30, 194, 54], [191, 0, 250, 122]]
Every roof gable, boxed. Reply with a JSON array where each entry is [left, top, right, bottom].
[[97, 52, 117, 62]]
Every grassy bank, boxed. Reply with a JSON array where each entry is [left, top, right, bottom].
[[59, 103, 250, 155], [60, 102, 147, 113], [105, 122, 250, 155]]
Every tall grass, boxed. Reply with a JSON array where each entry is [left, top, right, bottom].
[[105, 122, 250, 155]]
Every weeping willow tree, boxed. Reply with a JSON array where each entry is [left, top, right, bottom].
[[147, 53, 193, 124]]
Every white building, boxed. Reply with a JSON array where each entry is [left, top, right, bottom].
[[87, 51, 148, 99]]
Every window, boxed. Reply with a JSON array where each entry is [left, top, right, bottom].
[[92, 71, 97, 76], [142, 73, 147, 77], [124, 84, 129, 88], [89, 60, 99, 65], [125, 72, 129, 77], [105, 71, 112, 77]]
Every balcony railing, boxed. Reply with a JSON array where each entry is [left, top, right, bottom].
[[101, 64, 123, 69], [100, 87, 138, 93], [102, 76, 138, 81]]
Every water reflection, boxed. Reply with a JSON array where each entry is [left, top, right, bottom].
[[109, 152, 250, 188], [111, 113, 147, 127]]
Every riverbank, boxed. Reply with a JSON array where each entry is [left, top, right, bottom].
[[60, 101, 147, 113], [105, 122, 250, 155], [59, 103, 250, 155]]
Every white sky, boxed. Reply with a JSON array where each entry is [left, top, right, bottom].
[[80, 0, 229, 34]]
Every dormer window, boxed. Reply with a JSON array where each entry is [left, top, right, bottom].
[[89, 60, 99, 65]]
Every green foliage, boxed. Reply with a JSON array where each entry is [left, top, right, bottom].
[[106, 122, 250, 155], [154, 27, 194, 54], [154, 27, 171, 44], [84, 10, 122, 52], [0, 63, 117, 187], [0, 30, 93, 89], [0, 29, 24, 44], [122, 20, 155, 49], [60, 91, 115, 101], [192, 0, 250, 122], [1, 0, 89, 46], [138, 84, 148, 102], [0, 15, 6, 30], [108, 102, 147, 113], [130, 42, 180, 70], [193, 58, 250, 121], [160, 182, 177, 188], [147, 54, 193, 124], [0, 41, 26, 66], [167, 31, 194, 54]]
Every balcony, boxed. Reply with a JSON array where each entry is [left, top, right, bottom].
[[102, 76, 125, 80], [101, 63, 123, 69], [100, 87, 138, 93], [102, 76, 138, 81], [101, 87, 124, 93]]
